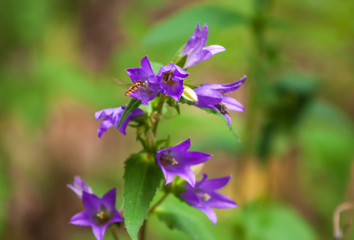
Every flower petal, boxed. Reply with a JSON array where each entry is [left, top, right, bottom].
[[207, 192, 237, 209], [222, 95, 244, 112], [172, 138, 191, 152], [69, 211, 92, 226], [199, 206, 217, 225], [199, 175, 231, 191], [179, 151, 212, 165], [175, 166, 196, 187], [101, 188, 117, 211], [118, 108, 144, 135], [82, 192, 101, 213], [180, 188, 200, 207], [92, 224, 107, 240], [203, 45, 226, 55]]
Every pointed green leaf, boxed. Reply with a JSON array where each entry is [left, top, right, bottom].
[[156, 195, 214, 240], [118, 98, 141, 128], [124, 154, 162, 240]]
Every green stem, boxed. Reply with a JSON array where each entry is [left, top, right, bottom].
[[149, 192, 169, 215], [110, 225, 119, 240], [152, 95, 166, 135]]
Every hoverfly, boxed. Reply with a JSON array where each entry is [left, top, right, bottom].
[[124, 80, 153, 104]]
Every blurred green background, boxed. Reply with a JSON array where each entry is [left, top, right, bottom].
[[0, 0, 353, 239]]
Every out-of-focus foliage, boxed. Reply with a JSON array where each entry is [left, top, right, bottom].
[[0, 0, 353, 239]]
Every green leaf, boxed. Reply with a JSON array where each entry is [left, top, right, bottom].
[[232, 203, 317, 240], [156, 195, 214, 240], [124, 154, 162, 240], [144, 4, 247, 46], [118, 98, 141, 128]]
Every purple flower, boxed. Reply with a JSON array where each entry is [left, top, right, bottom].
[[70, 188, 123, 240], [194, 76, 246, 125], [67, 176, 93, 199], [157, 63, 189, 102], [180, 173, 237, 225], [156, 138, 212, 187], [180, 23, 225, 69], [126, 56, 159, 105], [95, 106, 144, 137]]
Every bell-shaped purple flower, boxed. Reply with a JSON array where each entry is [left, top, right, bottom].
[[95, 106, 144, 137], [180, 23, 226, 69], [67, 176, 93, 199], [180, 173, 237, 225], [126, 56, 159, 105], [194, 76, 246, 125], [70, 188, 123, 240], [156, 138, 212, 187], [157, 63, 189, 102]]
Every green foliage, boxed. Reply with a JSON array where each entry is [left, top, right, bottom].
[[118, 98, 142, 129], [123, 154, 162, 240], [156, 195, 214, 240], [143, 4, 247, 46], [232, 203, 317, 240]]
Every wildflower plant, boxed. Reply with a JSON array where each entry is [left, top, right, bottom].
[[68, 23, 246, 240]]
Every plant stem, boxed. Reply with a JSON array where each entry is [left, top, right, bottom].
[[149, 192, 169, 215], [110, 225, 119, 240], [152, 95, 166, 135]]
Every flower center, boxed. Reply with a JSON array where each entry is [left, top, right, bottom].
[[215, 103, 228, 115], [95, 206, 111, 225], [196, 192, 211, 202], [160, 151, 179, 166], [162, 71, 175, 87]]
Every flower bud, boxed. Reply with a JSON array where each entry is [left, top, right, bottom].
[[182, 85, 198, 103]]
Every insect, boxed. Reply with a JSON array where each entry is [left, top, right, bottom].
[[162, 71, 175, 87], [215, 103, 228, 115], [125, 80, 145, 96], [124, 80, 153, 103]]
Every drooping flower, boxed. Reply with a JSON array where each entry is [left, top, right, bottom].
[[70, 188, 123, 240], [67, 176, 93, 199], [157, 63, 189, 102], [180, 23, 226, 69], [156, 138, 212, 187], [194, 76, 246, 125], [95, 106, 144, 137], [180, 173, 237, 225], [126, 56, 159, 105]]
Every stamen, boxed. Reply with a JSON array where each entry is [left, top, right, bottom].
[[203, 193, 211, 201]]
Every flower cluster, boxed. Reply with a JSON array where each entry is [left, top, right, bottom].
[[70, 23, 246, 240]]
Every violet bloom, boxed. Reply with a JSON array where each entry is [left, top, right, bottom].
[[67, 176, 93, 199], [126, 56, 159, 105], [70, 188, 123, 240], [95, 106, 144, 137], [157, 63, 189, 102], [156, 138, 212, 187], [180, 23, 225, 69], [194, 76, 246, 125], [180, 173, 237, 225]]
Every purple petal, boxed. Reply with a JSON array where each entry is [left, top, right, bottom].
[[224, 112, 232, 126], [207, 192, 237, 209], [126, 68, 145, 82], [173, 65, 189, 78], [82, 192, 101, 213], [160, 78, 184, 102], [180, 189, 200, 207], [178, 151, 212, 165], [172, 138, 191, 152], [108, 209, 124, 223], [67, 176, 93, 198], [92, 224, 107, 240], [195, 173, 208, 189], [194, 87, 223, 107], [199, 206, 217, 225], [163, 170, 176, 185], [69, 211, 92, 226], [218, 76, 247, 93], [118, 108, 145, 135], [199, 175, 231, 191], [97, 119, 114, 138], [140, 56, 155, 77], [101, 188, 117, 211], [222, 95, 244, 112], [95, 108, 116, 121], [203, 45, 226, 55], [175, 166, 196, 187], [181, 23, 206, 56]]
